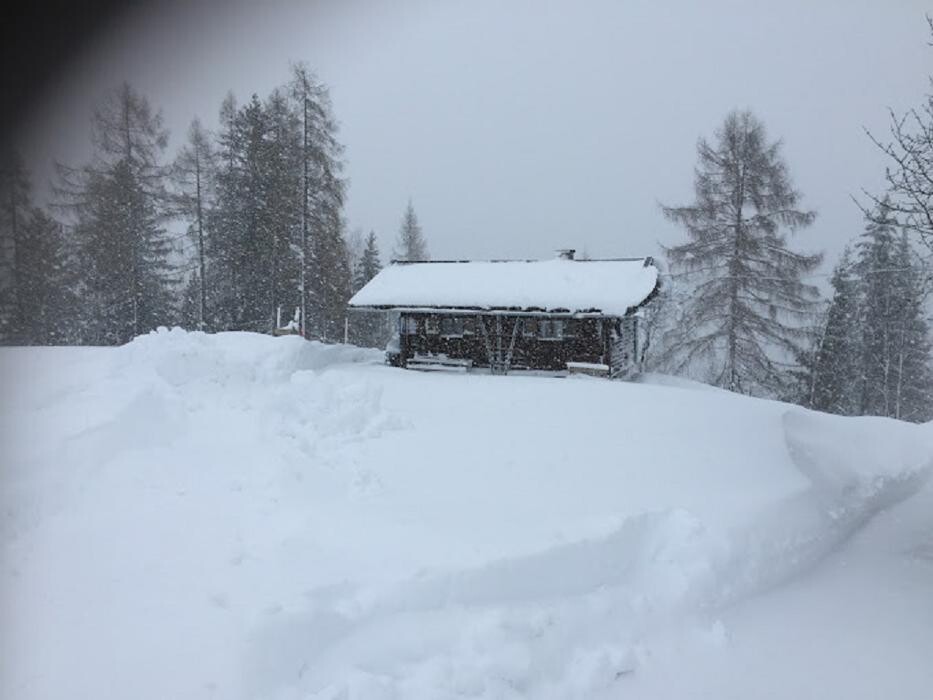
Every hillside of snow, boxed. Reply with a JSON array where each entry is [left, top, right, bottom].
[[2, 329, 932, 699]]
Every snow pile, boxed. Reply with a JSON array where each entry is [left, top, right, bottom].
[[272, 412, 932, 700], [117, 326, 381, 386], [783, 409, 933, 494], [2, 329, 932, 700]]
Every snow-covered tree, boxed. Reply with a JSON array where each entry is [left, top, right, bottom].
[[661, 110, 822, 396], [393, 200, 429, 262]]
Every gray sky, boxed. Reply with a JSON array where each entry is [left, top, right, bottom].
[[20, 0, 933, 273]]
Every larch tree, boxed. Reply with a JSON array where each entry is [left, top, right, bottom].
[[55, 83, 174, 344], [394, 200, 429, 262], [290, 63, 347, 340], [171, 118, 216, 330], [662, 110, 822, 396]]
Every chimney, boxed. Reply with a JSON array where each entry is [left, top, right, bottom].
[[556, 248, 576, 260]]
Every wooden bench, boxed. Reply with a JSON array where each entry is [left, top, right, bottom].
[[566, 361, 610, 377], [406, 354, 474, 373]]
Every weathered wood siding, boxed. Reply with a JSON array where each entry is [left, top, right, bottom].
[[397, 312, 617, 371]]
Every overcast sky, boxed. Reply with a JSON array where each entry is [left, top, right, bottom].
[[20, 0, 932, 273]]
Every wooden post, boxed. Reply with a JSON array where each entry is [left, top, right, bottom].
[[504, 317, 522, 371], [495, 315, 503, 372]]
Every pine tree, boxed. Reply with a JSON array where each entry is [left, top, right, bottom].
[[889, 231, 933, 421], [206, 92, 246, 330], [0, 149, 31, 342], [344, 227, 365, 276], [84, 161, 174, 343], [350, 230, 386, 347], [55, 83, 175, 344], [310, 216, 351, 341], [662, 110, 822, 396], [855, 202, 933, 420], [171, 119, 216, 330], [0, 151, 78, 344], [12, 209, 79, 344], [797, 203, 933, 422], [208, 92, 300, 333], [178, 271, 203, 331], [394, 200, 429, 262], [234, 94, 275, 331], [264, 88, 303, 333], [208, 73, 346, 339], [290, 63, 346, 340], [353, 231, 382, 292], [809, 249, 861, 414]]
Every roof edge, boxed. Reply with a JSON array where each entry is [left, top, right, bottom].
[[388, 256, 654, 265]]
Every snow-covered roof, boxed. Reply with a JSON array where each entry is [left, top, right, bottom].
[[349, 257, 659, 316]]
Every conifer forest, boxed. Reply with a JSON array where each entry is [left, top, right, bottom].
[[2, 21, 933, 422]]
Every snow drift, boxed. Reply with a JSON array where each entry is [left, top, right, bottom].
[[1, 329, 931, 700]]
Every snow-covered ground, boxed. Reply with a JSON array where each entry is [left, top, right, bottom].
[[1, 329, 931, 699]]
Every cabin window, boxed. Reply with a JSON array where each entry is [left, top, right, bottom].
[[400, 316, 418, 335], [441, 317, 464, 336], [524, 318, 538, 337], [538, 319, 564, 339], [425, 316, 440, 334], [462, 317, 475, 334]]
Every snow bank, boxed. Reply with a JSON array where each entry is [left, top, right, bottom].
[[2, 330, 931, 700], [117, 326, 382, 386], [783, 408, 933, 495], [264, 408, 932, 700]]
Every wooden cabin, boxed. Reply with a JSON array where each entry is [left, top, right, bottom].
[[348, 251, 660, 377]]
